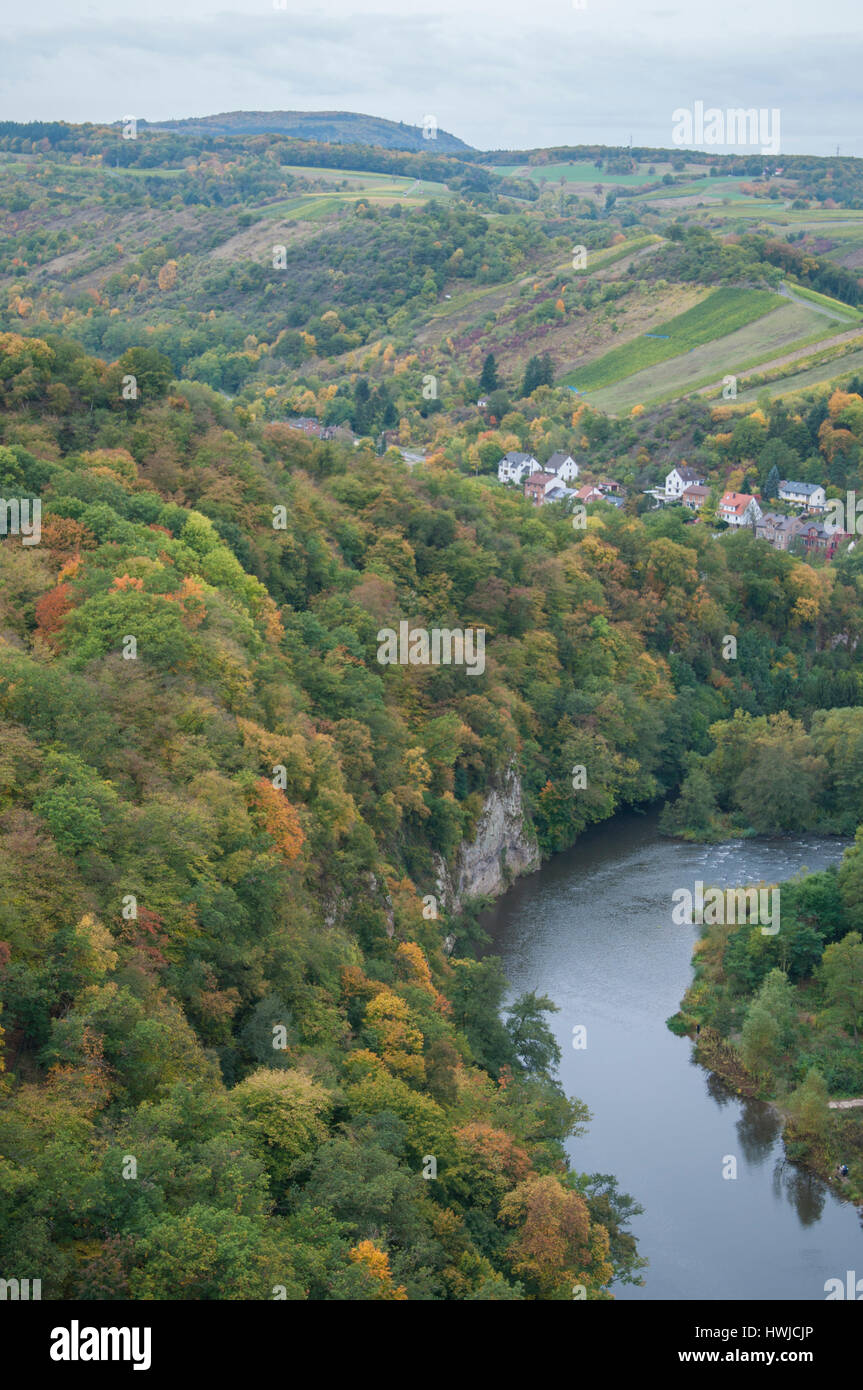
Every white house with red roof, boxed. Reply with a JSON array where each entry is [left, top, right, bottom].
[[719, 490, 763, 527]]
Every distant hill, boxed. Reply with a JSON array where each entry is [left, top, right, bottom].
[[144, 110, 473, 153]]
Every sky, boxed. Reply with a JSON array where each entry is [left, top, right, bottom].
[[4, 0, 862, 157]]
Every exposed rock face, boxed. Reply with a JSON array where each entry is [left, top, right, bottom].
[[435, 764, 540, 911]]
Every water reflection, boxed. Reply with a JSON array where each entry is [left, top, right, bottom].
[[772, 1159, 828, 1226], [735, 1096, 782, 1166], [704, 1070, 737, 1112]]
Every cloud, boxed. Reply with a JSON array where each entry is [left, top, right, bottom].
[[4, 7, 862, 153]]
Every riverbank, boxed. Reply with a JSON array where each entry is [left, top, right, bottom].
[[482, 811, 861, 1299], [668, 1019, 863, 1208], [666, 828, 863, 1209]]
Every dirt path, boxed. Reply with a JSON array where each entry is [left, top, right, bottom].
[[777, 281, 852, 322], [695, 323, 863, 396]]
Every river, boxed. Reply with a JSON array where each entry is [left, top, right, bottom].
[[483, 807, 863, 1300]]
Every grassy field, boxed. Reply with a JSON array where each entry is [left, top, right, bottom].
[[561, 287, 781, 392], [783, 283, 862, 320], [735, 346, 863, 402], [261, 171, 451, 220], [489, 160, 663, 186], [3, 162, 188, 180], [683, 204, 863, 232], [587, 301, 845, 412], [585, 234, 663, 270], [280, 164, 449, 197], [641, 175, 750, 199]]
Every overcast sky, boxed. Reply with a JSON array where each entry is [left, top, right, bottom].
[[5, 0, 862, 156]]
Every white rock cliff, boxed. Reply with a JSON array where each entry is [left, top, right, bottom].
[[435, 763, 540, 911]]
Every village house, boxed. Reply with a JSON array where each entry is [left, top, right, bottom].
[[719, 490, 763, 528], [778, 480, 827, 512], [545, 452, 580, 483], [498, 451, 541, 484], [665, 464, 706, 500], [574, 484, 605, 505], [681, 483, 710, 511], [287, 417, 355, 444], [796, 522, 850, 560], [524, 471, 560, 505], [755, 511, 805, 551], [545, 483, 579, 505], [286, 416, 324, 436]]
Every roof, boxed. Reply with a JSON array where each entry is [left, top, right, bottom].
[[719, 491, 756, 515], [779, 480, 823, 495], [546, 452, 575, 468], [799, 522, 837, 538], [503, 451, 537, 465], [670, 465, 705, 481], [682, 484, 710, 498]]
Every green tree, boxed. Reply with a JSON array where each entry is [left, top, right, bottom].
[[763, 463, 781, 500], [521, 352, 553, 397], [479, 353, 501, 394], [448, 958, 516, 1076], [128, 1205, 303, 1300], [740, 969, 797, 1076], [786, 1067, 830, 1140], [505, 992, 561, 1076], [117, 346, 174, 401], [232, 1068, 333, 1186], [819, 932, 863, 1042]]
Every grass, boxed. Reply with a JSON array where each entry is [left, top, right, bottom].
[[586, 301, 842, 413], [561, 287, 781, 391], [641, 175, 750, 199], [783, 283, 862, 321], [3, 162, 186, 180], [261, 168, 451, 219], [489, 160, 663, 187], [735, 346, 863, 403], [585, 234, 662, 270], [280, 165, 450, 199]]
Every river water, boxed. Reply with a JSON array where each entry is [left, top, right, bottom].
[[483, 808, 863, 1300]]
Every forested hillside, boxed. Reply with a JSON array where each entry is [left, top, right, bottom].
[[146, 111, 473, 152], [3, 328, 863, 1296], [4, 109, 863, 1302]]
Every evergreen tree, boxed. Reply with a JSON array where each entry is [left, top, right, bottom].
[[521, 352, 554, 397], [352, 378, 372, 434], [763, 464, 781, 500], [479, 353, 500, 394]]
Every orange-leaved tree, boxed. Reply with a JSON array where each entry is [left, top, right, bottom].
[[251, 779, 304, 861]]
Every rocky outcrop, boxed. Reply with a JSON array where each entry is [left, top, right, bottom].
[[435, 763, 540, 911]]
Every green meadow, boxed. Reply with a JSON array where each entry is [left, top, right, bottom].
[[562, 287, 782, 392]]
